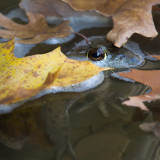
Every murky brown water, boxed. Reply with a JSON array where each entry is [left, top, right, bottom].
[[0, 1, 160, 160]]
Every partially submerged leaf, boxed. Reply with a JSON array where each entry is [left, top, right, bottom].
[[62, 0, 160, 47], [0, 12, 73, 44], [118, 56, 160, 110], [0, 40, 111, 107]]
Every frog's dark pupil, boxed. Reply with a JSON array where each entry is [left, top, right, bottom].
[[88, 47, 105, 61], [91, 51, 101, 58]]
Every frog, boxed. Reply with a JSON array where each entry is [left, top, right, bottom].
[[66, 35, 145, 69]]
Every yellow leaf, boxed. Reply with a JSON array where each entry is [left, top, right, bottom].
[[0, 40, 111, 106]]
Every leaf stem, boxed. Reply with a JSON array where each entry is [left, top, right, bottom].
[[73, 32, 91, 45]]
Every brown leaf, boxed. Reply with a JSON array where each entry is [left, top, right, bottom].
[[0, 12, 73, 44], [62, 0, 160, 47], [117, 55, 160, 111], [107, 0, 159, 47], [62, 0, 126, 15]]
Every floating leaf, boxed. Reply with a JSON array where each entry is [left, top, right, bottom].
[[62, 0, 160, 47], [0, 40, 111, 109], [118, 56, 160, 111], [0, 12, 73, 44]]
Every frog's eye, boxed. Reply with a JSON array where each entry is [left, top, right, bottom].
[[87, 47, 106, 61]]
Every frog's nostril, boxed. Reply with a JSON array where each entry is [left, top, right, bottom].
[[119, 55, 126, 60], [114, 54, 126, 60], [128, 57, 139, 64]]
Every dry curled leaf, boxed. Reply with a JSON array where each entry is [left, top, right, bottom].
[[118, 56, 160, 111], [0, 12, 73, 44], [0, 40, 111, 108], [107, 0, 160, 47], [62, 0, 160, 47]]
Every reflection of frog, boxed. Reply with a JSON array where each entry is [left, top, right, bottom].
[[67, 36, 145, 68]]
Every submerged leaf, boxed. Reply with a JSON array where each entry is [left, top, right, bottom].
[[118, 56, 160, 110], [140, 122, 160, 138], [0, 104, 52, 149], [0, 40, 111, 108], [62, 0, 160, 47], [0, 12, 73, 44]]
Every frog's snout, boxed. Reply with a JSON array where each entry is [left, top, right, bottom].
[[105, 53, 141, 68]]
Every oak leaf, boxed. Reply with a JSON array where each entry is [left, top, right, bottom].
[[117, 55, 160, 111], [62, 0, 160, 47], [0, 40, 110, 109], [0, 12, 72, 44]]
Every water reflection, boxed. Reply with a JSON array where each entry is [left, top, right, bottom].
[[0, 72, 156, 160], [0, 91, 81, 160]]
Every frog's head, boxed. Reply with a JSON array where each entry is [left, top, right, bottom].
[[67, 36, 145, 68]]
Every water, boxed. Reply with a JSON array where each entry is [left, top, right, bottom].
[[0, 3, 160, 160]]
